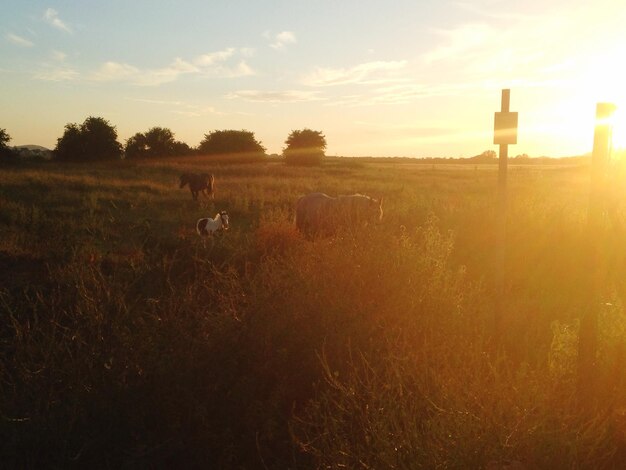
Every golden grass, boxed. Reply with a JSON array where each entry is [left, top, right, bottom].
[[1, 158, 625, 467]]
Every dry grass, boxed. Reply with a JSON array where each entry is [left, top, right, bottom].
[[1, 157, 625, 468]]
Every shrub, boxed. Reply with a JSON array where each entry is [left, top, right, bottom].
[[197, 130, 265, 160], [54, 117, 122, 161], [283, 129, 326, 166]]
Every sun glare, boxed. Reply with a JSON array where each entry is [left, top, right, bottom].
[[610, 106, 626, 150], [580, 47, 626, 151]]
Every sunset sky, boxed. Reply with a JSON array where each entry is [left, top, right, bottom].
[[2, 0, 625, 157]]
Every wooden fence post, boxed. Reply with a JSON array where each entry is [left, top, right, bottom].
[[493, 89, 518, 337], [578, 102, 616, 402]]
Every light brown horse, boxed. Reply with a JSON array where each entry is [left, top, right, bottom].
[[295, 192, 383, 238], [179, 173, 215, 201]]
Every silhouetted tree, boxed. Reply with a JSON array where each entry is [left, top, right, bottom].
[[0, 128, 17, 162], [171, 140, 193, 156], [124, 127, 190, 158], [124, 132, 148, 159], [54, 117, 122, 161], [198, 130, 265, 157], [283, 128, 326, 165], [0, 128, 10, 148]]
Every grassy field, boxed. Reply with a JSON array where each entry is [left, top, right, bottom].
[[1, 156, 625, 468]]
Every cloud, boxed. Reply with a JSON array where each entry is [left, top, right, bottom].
[[34, 47, 254, 86], [303, 60, 408, 87], [92, 61, 141, 81], [43, 8, 72, 34], [89, 49, 254, 86], [226, 89, 324, 103], [35, 66, 79, 81], [323, 81, 482, 108], [194, 48, 235, 66], [422, 23, 493, 63], [6, 33, 34, 47], [51, 50, 67, 61], [266, 31, 297, 50], [125, 97, 224, 117]]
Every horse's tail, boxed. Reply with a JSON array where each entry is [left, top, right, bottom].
[[179, 174, 189, 189]]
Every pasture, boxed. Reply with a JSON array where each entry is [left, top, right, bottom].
[[1, 157, 625, 468]]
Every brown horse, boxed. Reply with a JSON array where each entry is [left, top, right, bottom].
[[179, 173, 215, 201], [295, 192, 383, 238]]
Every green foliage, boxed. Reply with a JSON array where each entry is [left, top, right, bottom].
[[54, 116, 123, 161], [197, 129, 265, 159], [284, 128, 327, 165], [124, 127, 191, 159]]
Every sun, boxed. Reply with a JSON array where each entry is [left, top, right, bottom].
[[579, 47, 626, 152]]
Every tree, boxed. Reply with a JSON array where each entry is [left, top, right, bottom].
[[124, 132, 148, 159], [124, 127, 189, 159], [144, 127, 175, 157], [0, 128, 17, 162], [197, 130, 265, 158], [0, 128, 10, 148], [171, 140, 193, 156], [283, 128, 327, 165], [54, 117, 123, 161]]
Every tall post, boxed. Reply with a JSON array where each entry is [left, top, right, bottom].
[[493, 89, 518, 339], [578, 102, 616, 403], [498, 89, 511, 205]]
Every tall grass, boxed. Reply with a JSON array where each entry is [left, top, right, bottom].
[[1, 158, 625, 467]]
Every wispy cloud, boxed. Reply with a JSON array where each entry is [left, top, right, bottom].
[[303, 60, 408, 87], [6, 33, 34, 47], [195, 48, 235, 66], [125, 97, 224, 117], [423, 23, 492, 63], [324, 81, 483, 108], [35, 66, 79, 81], [87, 48, 254, 86], [43, 8, 72, 34], [265, 31, 297, 50], [51, 50, 67, 61], [92, 62, 141, 81], [226, 89, 324, 103]]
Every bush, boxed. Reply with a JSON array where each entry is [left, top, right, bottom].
[[197, 130, 265, 160], [283, 129, 326, 166], [54, 117, 122, 161], [124, 127, 192, 159]]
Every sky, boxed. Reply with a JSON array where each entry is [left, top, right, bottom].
[[2, 0, 626, 158]]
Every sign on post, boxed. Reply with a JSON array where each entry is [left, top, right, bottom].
[[492, 89, 518, 340], [494, 89, 518, 145]]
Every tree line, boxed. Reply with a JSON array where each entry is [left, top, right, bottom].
[[1, 117, 327, 166]]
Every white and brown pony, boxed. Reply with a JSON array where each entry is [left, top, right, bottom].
[[180, 173, 215, 201], [196, 211, 229, 236], [295, 192, 383, 238]]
